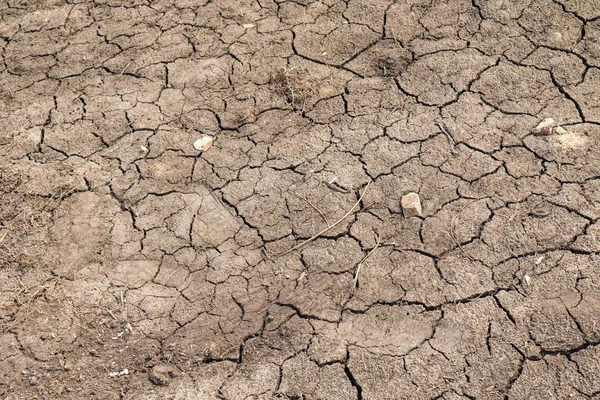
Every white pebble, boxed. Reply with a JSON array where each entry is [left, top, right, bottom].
[[108, 368, 129, 377], [534, 255, 544, 265], [193, 135, 214, 152]]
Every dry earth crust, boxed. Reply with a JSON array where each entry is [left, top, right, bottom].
[[1, 0, 600, 399]]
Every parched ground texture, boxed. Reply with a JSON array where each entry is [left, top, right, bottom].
[[1, 0, 600, 399]]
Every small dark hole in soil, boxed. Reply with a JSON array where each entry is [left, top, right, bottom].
[[373, 56, 410, 77]]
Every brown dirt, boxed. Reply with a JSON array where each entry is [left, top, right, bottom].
[[1, 1, 600, 399]]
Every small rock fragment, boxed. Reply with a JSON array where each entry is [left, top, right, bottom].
[[242, 23, 255, 29], [401, 192, 422, 218], [59, 360, 71, 371], [28, 374, 39, 386], [193, 135, 214, 152], [554, 126, 568, 135], [149, 364, 178, 386], [531, 118, 555, 135], [108, 368, 129, 377], [534, 255, 544, 265]]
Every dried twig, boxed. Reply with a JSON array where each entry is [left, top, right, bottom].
[[326, 181, 350, 193], [272, 181, 372, 258], [104, 307, 119, 322], [118, 62, 131, 78], [354, 232, 381, 289], [325, 177, 350, 193], [437, 122, 457, 156], [297, 193, 331, 227], [117, 290, 132, 333]]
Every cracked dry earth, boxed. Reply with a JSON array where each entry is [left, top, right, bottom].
[[2, 0, 600, 399]]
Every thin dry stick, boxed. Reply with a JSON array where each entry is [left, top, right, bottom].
[[118, 62, 131, 78], [257, 299, 278, 314], [326, 180, 350, 194], [437, 122, 457, 156], [160, 267, 184, 289], [285, 71, 296, 107], [273, 181, 372, 258], [450, 199, 484, 261], [354, 233, 381, 289], [118, 290, 132, 332], [104, 307, 119, 322], [297, 192, 331, 227]]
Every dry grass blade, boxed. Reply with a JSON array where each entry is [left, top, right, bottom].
[[270, 67, 315, 111], [272, 181, 372, 258], [118, 62, 131, 78], [297, 192, 331, 227], [0, 230, 7, 244], [437, 122, 457, 156], [104, 307, 119, 322], [354, 232, 381, 289]]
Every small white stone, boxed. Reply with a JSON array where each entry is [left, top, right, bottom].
[[554, 126, 568, 135], [109, 368, 129, 377], [524, 274, 531, 285], [193, 135, 214, 152], [531, 118, 555, 135], [401, 192, 422, 218], [242, 23, 255, 29], [534, 255, 544, 265]]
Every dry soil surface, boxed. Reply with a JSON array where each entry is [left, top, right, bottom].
[[1, 0, 600, 399]]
